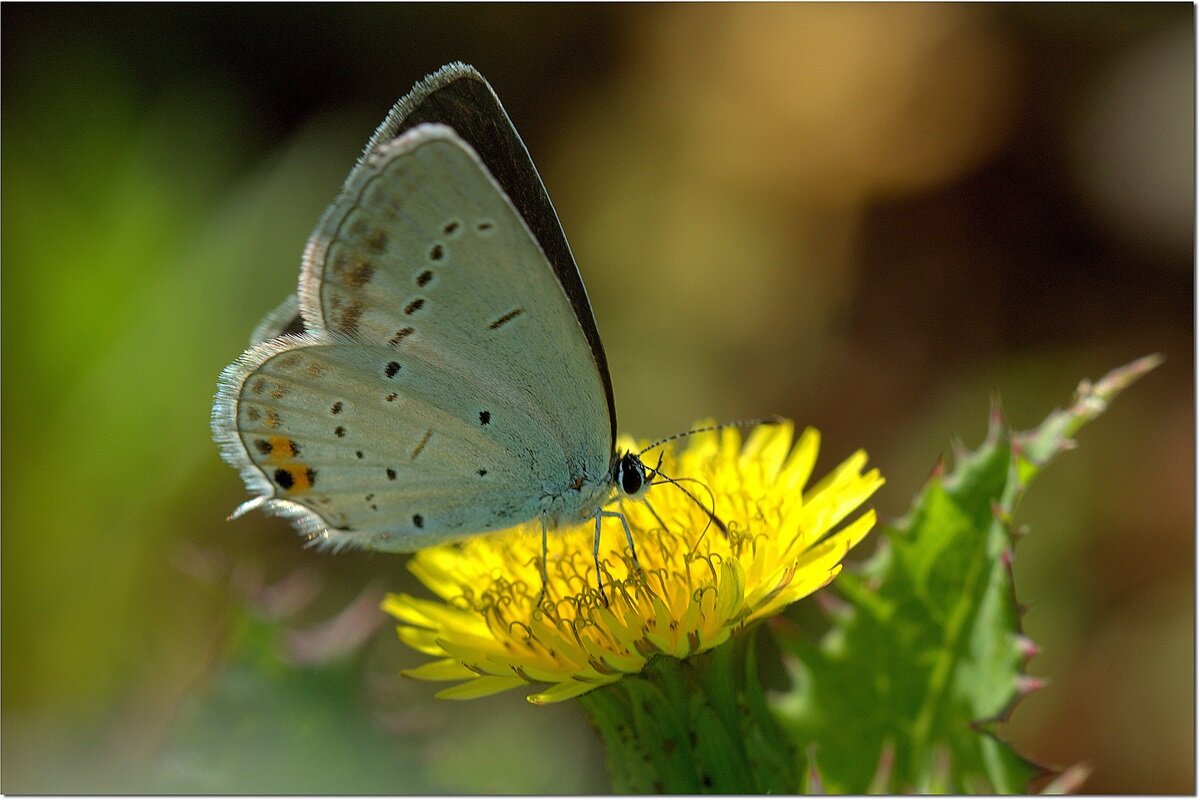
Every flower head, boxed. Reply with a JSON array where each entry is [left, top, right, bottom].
[[383, 420, 883, 704]]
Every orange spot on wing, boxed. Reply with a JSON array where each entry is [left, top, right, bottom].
[[275, 464, 314, 493], [290, 464, 314, 491], [266, 435, 298, 462]]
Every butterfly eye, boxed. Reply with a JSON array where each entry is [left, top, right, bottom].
[[619, 454, 646, 496]]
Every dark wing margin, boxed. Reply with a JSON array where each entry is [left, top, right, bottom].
[[361, 63, 617, 451]]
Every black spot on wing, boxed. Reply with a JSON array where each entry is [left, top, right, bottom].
[[488, 308, 525, 330]]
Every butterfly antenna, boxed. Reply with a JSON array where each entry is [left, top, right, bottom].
[[636, 415, 784, 457], [639, 417, 780, 552], [640, 453, 682, 533], [647, 465, 727, 545], [671, 476, 729, 554], [645, 450, 726, 540]]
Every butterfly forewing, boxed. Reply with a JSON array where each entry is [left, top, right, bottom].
[[363, 65, 617, 441], [249, 293, 304, 344], [304, 126, 610, 464]]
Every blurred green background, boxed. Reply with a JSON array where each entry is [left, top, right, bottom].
[[2, 4, 1193, 793]]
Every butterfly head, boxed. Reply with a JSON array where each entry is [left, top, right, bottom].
[[613, 451, 651, 500]]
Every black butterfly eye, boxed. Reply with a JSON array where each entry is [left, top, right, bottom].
[[619, 454, 645, 495]]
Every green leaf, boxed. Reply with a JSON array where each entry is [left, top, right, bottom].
[[771, 356, 1161, 792]]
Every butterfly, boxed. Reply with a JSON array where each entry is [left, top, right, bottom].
[[212, 62, 675, 596]]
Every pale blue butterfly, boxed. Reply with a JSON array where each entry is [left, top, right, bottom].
[[212, 63, 669, 596]]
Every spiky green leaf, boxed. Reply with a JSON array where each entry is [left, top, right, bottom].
[[772, 356, 1160, 792]]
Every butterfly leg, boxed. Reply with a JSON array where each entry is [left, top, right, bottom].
[[592, 511, 609, 605], [599, 508, 643, 581], [535, 512, 550, 610], [642, 497, 671, 534]]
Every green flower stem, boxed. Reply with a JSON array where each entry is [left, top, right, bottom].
[[577, 628, 799, 793]]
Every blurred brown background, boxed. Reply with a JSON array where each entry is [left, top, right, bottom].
[[2, 3, 1193, 793]]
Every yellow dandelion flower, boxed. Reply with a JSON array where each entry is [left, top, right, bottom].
[[383, 420, 884, 705]]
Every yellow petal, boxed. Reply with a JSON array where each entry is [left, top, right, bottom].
[[528, 679, 609, 705], [435, 675, 528, 700], [396, 626, 450, 657], [402, 658, 478, 681], [384, 420, 883, 702]]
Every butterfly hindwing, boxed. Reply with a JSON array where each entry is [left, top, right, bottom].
[[218, 334, 574, 550]]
